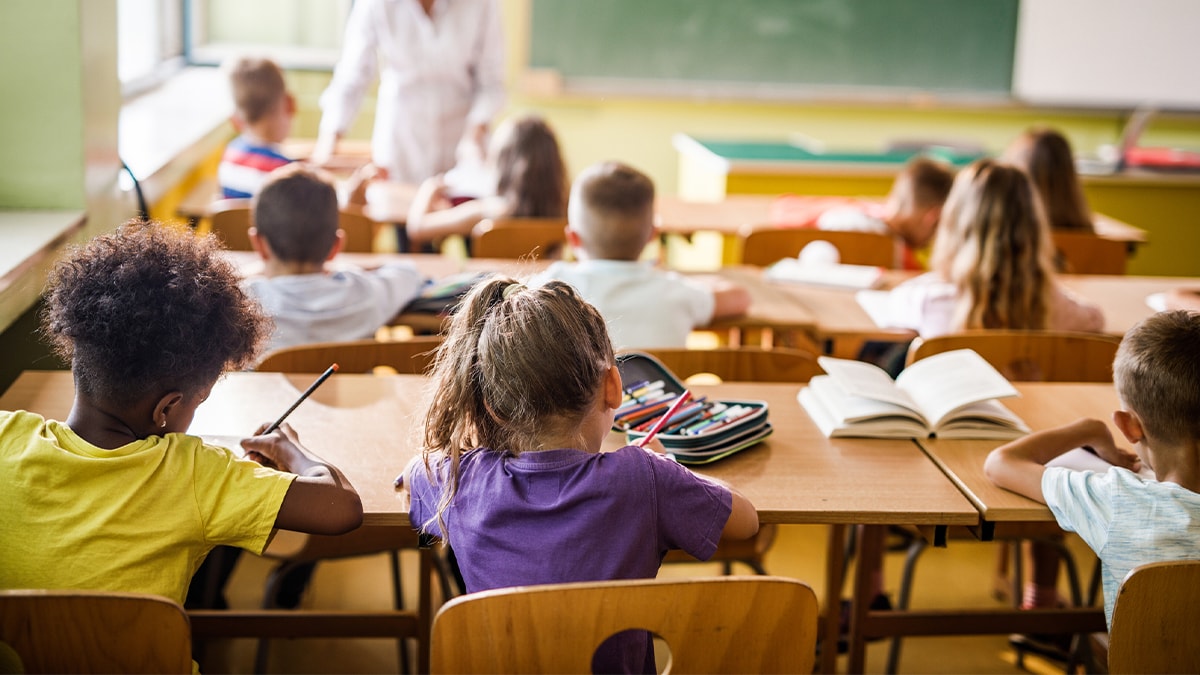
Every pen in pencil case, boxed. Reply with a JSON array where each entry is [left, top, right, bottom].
[[662, 401, 728, 434], [263, 364, 339, 434], [618, 388, 671, 412], [615, 395, 678, 428], [634, 390, 691, 448], [632, 397, 709, 433], [620, 380, 665, 405], [684, 405, 755, 436]]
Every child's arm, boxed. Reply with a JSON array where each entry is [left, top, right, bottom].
[[241, 424, 364, 535], [640, 440, 758, 539], [983, 418, 1140, 503], [341, 162, 383, 208], [405, 176, 497, 246], [686, 275, 751, 320], [717, 480, 759, 540]]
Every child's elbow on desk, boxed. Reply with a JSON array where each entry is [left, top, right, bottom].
[[722, 488, 760, 540]]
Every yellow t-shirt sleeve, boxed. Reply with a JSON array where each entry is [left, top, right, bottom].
[[190, 443, 295, 555]]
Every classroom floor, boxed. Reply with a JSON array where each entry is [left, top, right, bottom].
[[197, 524, 1097, 674]]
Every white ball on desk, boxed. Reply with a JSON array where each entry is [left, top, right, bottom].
[[798, 239, 841, 266]]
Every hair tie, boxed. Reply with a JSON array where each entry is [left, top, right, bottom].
[[502, 283, 525, 300]]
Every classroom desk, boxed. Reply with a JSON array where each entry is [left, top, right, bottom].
[[177, 175, 418, 230], [655, 193, 1147, 267], [725, 266, 1197, 355], [221, 251, 822, 344], [0, 370, 977, 674], [917, 383, 1122, 537], [848, 383, 1117, 672], [674, 134, 1200, 276]]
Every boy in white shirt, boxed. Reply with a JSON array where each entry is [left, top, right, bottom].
[[245, 163, 425, 354], [985, 310, 1200, 629], [531, 161, 750, 349]]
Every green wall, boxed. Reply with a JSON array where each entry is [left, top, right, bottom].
[[0, 0, 87, 208]]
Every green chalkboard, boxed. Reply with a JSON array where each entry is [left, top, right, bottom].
[[529, 0, 1018, 98]]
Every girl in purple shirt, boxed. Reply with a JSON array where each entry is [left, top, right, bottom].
[[405, 277, 758, 673]]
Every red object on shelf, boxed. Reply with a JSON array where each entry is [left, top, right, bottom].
[[1124, 146, 1200, 171]]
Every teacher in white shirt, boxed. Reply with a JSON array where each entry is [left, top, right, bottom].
[[313, 0, 506, 184]]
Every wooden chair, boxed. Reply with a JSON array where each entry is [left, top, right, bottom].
[[1052, 231, 1128, 275], [1107, 560, 1200, 674], [430, 576, 818, 674], [0, 589, 192, 673], [251, 336, 450, 673], [208, 200, 379, 253], [623, 347, 824, 575], [469, 217, 568, 259], [631, 346, 825, 385], [336, 205, 382, 253], [257, 337, 443, 375], [906, 329, 1123, 383], [207, 198, 255, 250], [738, 225, 896, 268]]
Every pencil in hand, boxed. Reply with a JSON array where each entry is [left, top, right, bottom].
[[263, 364, 339, 435], [634, 390, 691, 448]]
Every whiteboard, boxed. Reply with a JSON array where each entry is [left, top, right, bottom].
[[1013, 0, 1200, 109]]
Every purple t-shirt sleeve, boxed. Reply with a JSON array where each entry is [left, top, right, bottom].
[[406, 461, 443, 537], [642, 450, 733, 561]]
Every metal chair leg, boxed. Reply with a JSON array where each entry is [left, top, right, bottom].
[[885, 537, 928, 674]]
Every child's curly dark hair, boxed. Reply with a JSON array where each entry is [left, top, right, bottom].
[[41, 221, 270, 404]]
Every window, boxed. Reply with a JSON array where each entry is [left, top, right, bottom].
[[117, 0, 185, 96], [186, 0, 350, 70]]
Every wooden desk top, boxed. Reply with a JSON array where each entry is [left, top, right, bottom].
[[0, 371, 978, 529], [1061, 274, 1198, 335], [917, 383, 1122, 524], [222, 252, 819, 338], [655, 194, 1147, 244], [733, 266, 1197, 343]]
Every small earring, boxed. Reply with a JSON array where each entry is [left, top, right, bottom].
[[161, 419, 167, 429]]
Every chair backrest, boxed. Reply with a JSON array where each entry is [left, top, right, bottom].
[[906, 330, 1122, 382], [628, 347, 824, 384], [469, 217, 568, 259], [1052, 231, 1128, 275], [208, 200, 377, 253], [1108, 560, 1200, 674], [0, 589, 192, 674], [256, 337, 443, 375], [208, 198, 254, 250], [337, 206, 379, 253], [738, 226, 896, 268], [430, 576, 818, 674]]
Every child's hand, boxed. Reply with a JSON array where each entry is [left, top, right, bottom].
[[242, 423, 306, 473], [1077, 418, 1142, 472], [639, 437, 669, 455], [344, 162, 383, 207]]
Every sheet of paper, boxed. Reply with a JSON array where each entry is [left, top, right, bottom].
[[855, 289, 891, 327], [1047, 446, 1155, 480]]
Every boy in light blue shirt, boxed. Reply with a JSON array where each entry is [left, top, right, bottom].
[[985, 310, 1200, 628]]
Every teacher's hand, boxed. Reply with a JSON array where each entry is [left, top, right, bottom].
[[310, 130, 342, 167]]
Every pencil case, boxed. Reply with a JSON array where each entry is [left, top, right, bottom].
[[613, 352, 771, 465]]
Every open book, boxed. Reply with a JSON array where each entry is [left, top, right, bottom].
[[798, 349, 1030, 439]]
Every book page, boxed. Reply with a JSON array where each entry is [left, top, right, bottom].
[[1047, 447, 1155, 480], [816, 356, 921, 413], [932, 400, 1030, 440], [895, 349, 1019, 427], [798, 386, 928, 439], [808, 376, 924, 424]]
